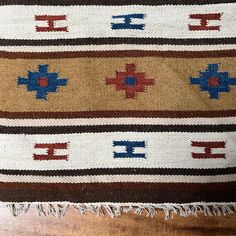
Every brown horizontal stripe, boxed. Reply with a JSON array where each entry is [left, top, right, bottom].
[[0, 186, 235, 203], [0, 110, 235, 119], [1, 38, 236, 46], [0, 182, 235, 191], [0, 124, 234, 134], [0, 0, 233, 6], [2, 167, 235, 176], [1, 50, 236, 59]]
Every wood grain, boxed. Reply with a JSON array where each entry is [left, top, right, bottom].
[[0, 207, 235, 236]]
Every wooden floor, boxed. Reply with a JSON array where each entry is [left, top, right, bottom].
[[0, 207, 236, 236]]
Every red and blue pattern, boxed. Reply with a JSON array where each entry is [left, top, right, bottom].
[[106, 64, 154, 98], [17, 64, 68, 100], [190, 64, 236, 99]]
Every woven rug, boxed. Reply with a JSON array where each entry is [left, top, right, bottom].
[[0, 0, 235, 218]]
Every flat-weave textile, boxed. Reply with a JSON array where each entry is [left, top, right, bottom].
[[0, 0, 235, 218]]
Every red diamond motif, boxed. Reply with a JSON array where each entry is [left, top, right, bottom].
[[208, 77, 220, 87], [38, 77, 49, 87], [106, 64, 154, 98]]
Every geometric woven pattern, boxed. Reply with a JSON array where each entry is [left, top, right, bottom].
[[190, 64, 236, 99], [17, 64, 68, 100], [113, 141, 146, 158], [106, 64, 154, 98]]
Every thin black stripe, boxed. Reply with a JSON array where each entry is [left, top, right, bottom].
[[1, 167, 235, 176], [1, 38, 236, 46], [0, 0, 234, 6], [0, 124, 235, 134]]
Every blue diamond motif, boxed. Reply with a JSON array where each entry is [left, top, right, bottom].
[[190, 64, 236, 99], [17, 64, 68, 100]]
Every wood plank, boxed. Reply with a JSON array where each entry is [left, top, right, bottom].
[[0, 207, 235, 236]]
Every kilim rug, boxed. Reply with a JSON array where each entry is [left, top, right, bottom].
[[0, 0, 235, 219]]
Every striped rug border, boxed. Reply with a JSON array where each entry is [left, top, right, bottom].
[[1, 50, 236, 58], [1, 167, 235, 176], [0, 183, 235, 203], [0, 124, 234, 134], [0, 110, 235, 119], [1, 38, 236, 46]]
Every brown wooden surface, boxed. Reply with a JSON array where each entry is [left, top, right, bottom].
[[0, 207, 236, 236]]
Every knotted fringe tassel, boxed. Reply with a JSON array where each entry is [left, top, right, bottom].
[[6, 203, 236, 220]]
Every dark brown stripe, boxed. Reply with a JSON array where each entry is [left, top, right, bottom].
[[0, 110, 235, 119], [1, 38, 236, 46], [0, 0, 233, 5], [1, 167, 235, 176], [0, 124, 234, 134], [0, 183, 235, 203], [0, 182, 235, 191], [1, 50, 236, 59]]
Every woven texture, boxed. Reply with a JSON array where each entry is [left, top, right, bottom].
[[0, 0, 235, 217]]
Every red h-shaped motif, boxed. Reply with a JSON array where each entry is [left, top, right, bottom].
[[189, 13, 222, 31], [33, 143, 68, 161], [191, 141, 226, 159], [35, 15, 68, 32]]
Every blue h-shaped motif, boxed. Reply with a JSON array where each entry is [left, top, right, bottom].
[[190, 64, 236, 99], [17, 64, 68, 100], [113, 141, 146, 158], [111, 14, 145, 30]]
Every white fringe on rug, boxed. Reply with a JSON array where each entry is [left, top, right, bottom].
[[3, 202, 236, 220]]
